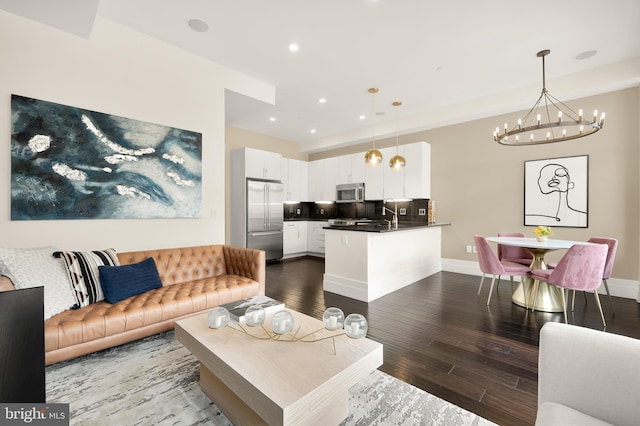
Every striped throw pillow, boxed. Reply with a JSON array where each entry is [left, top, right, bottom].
[[54, 249, 120, 307]]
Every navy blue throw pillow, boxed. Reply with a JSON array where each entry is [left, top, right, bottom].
[[98, 258, 162, 304]]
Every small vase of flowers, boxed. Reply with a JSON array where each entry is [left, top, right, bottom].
[[534, 226, 553, 242]]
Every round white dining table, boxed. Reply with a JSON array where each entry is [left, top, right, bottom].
[[486, 237, 593, 312]]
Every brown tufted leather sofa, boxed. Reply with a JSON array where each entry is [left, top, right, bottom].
[[0, 244, 265, 365]]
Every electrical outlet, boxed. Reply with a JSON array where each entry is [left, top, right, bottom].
[[466, 245, 472, 253], [418, 208, 426, 216], [399, 208, 407, 215], [296, 208, 301, 214], [472, 246, 477, 253], [320, 208, 324, 214]]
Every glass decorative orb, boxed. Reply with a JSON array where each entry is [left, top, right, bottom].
[[271, 310, 294, 335], [344, 313, 368, 339], [364, 149, 383, 167], [323, 307, 345, 330], [208, 307, 230, 329], [389, 154, 406, 170], [244, 305, 265, 327]]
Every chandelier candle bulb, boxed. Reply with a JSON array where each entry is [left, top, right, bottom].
[[537, 114, 541, 126], [600, 112, 605, 126], [518, 118, 522, 129], [558, 111, 562, 123], [593, 110, 598, 122], [579, 109, 583, 121]]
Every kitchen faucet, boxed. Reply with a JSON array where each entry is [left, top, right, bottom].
[[382, 200, 398, 229]]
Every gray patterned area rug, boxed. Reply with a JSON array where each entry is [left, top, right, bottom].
[[46, 331, 496, 426]]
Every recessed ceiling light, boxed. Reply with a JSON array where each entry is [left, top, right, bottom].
[[269, 117, 276, 122], [187, 19, 209, 33], [319, 98, 326, 104], [575, 50, 598, 60], [376, 111, 386, 116], [359, 115, 366, 120], [289, 43, 299, 52], [310, 129, 316, 134]]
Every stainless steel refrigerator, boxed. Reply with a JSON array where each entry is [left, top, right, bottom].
[[246, 179, 283, 261]]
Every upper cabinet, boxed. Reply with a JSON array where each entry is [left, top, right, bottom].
[[382, 146, 404, 199], [364, 155, 384, 200], [337, 153, 365, 184], [243, 147, 282, 180], [308, 157, 338, 201], [281, 158, 309, 202], [403, 142, 430, 199]]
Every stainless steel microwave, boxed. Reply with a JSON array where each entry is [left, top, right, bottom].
[[336, 183, 365, 203]]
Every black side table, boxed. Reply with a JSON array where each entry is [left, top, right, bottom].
[[0, 286, 45, 403]]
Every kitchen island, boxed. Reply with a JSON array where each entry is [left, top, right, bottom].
[[323, 223, 447, 302]]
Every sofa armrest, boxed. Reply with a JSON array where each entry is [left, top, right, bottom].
[[0, 275, 16, 292], [223, 246, 266, 295], [538, 322, 640, 426]]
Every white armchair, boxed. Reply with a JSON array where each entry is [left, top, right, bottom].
[[537, 322, 640, 425]]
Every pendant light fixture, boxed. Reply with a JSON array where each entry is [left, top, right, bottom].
[[389, 101, 406, 170], [493, 49, 604, 146], [364, 87, 383, 167]]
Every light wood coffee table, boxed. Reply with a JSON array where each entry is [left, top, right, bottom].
[[175, 309, 383, 425]]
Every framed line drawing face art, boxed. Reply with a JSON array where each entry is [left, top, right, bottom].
[[524, 155, 588, 228]]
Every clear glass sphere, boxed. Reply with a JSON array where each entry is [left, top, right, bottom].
[[344, 313, 368, 339], [271, 310, 294, 335], [323, 307, 345, 330], [208, 307, 230, 329], [244, 305, 265, 327]]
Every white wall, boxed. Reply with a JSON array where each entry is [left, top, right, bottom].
[[0, 11, 274, 252]]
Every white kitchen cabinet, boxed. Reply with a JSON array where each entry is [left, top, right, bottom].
[[337, 152, 365, 184], [364, 155, 384, 200], [243, 147, 282, 180], [307, 221, 328, 255], [281, 158, 309, 202], [403, 142, 430, 199], [308, 158, 337, 202], [283, 221, 307, 257], [382, 146, 405, 199]]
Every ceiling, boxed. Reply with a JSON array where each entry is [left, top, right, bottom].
[[2, 0, 640, 153]]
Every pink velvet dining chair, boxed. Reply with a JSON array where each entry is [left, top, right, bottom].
[[475, 235, 531, 306], [529, 243, 608, 328], [497, 232, 534, 266], [547, 237, 618, 314]]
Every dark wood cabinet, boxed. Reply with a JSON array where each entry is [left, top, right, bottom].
[[0, 286, 45, 403]]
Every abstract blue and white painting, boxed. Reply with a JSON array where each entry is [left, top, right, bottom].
[[10, 95, 202, 220]]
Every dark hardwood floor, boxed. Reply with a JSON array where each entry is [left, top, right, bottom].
[[265, 256, 640, 426]]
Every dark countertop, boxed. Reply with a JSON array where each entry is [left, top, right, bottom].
[[284, 218, 330, 222], [324, 222, 450, 233]]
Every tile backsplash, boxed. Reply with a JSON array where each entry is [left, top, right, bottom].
[[283, 199, 431, 222]]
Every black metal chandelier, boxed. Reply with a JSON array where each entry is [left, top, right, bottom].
[[493, 49, 605, 146]]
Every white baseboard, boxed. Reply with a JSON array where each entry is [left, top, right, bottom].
[[441, 258, 640, 301]]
